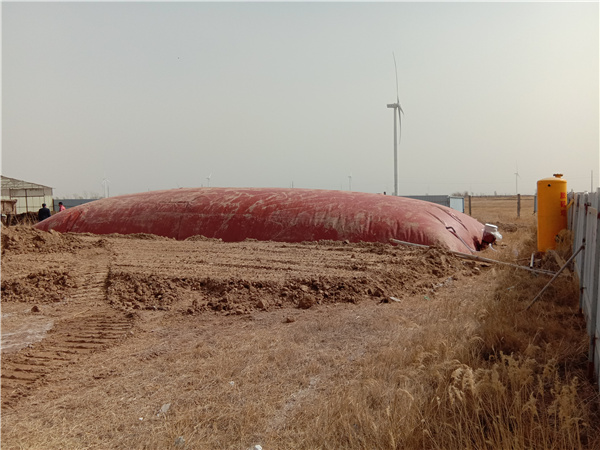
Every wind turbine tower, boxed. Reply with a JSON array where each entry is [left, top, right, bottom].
[[387, 53, 404, 196], [102, 177, 110, 198]]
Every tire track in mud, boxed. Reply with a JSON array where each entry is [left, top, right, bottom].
[[1, 252, 134, 409]]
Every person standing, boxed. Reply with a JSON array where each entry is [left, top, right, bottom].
[[38, 203, 51, 222], [58, 202, 66, 212]]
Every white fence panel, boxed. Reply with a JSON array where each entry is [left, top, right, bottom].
[[582, 206, 597, 328], [593, 208, 600, 386], [591, 190, 599, 211], [570, 189, 600, 387], [583, 207, 598, 329], [574, 194, 588, 308]]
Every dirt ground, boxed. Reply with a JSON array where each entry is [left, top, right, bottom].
[[1, 228, 482, 388], [2, 196, 554, 448]]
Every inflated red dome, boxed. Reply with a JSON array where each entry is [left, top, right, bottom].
[[35, 188, 485, 253]]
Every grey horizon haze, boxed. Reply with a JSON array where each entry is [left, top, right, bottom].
[[2, 2, 598, 198]]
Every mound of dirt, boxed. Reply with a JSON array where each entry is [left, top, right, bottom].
[[184, 235, 223, 242], [105, 246, 481, 314], [106, 272, 180, 310], [1, 269, 78, 303], [1, 226, 94, 255], [102, 232, 174, 241]]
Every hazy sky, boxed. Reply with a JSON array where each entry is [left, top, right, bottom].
[[2, 1, 598, 198]]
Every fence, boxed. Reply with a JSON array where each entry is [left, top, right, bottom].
[[569, 189, 600, 385]]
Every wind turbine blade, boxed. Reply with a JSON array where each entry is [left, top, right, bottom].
[[393, 52, 400, 104]]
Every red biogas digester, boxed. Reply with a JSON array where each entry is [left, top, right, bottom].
[[34, 188, 492, 253]]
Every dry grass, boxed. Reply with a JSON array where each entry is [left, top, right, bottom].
[[468, 195, 536, 224], [2, 196, 599, 449], [289, 197, 600, 449]]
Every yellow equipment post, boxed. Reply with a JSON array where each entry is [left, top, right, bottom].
[[537, 174, 567, 252]]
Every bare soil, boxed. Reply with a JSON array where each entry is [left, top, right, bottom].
[[1, 227, 481, 387]]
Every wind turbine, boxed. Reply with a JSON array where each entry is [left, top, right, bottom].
[[348, 173, 353, 191], [387, 52, 404, 196], [102, 177, 110, 198], [206, 173, 212, 188], [514, 164, 520, 195]]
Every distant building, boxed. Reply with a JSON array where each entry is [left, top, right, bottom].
[[1, 176, 54, 213], [403, 195, 465, 213]]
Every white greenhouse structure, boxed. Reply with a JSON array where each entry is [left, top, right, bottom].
[[1, 176, 54, 214]]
